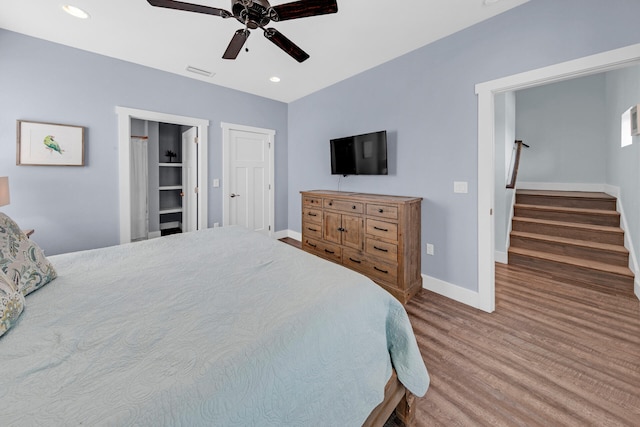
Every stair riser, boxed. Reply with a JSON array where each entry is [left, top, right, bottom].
[[510, 236, 629, 267], [516, 195, 616, 211], [512, 221, 624, 246], [514, 207, 619, 227], [508, 253, 634, 291]]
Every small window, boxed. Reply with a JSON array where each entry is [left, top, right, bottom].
[[621, 107, 632, 147]]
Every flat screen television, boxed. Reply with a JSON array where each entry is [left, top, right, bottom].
[[330, 130, 388, 175]]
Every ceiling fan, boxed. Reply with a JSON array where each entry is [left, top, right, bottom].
[[147, 0, 338, 62]]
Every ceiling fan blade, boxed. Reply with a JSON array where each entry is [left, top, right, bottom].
[[222, 29, 251, 60], [147, 0, 231, 18], [263, 28, 309, 63], [270, 0, 338, 22]]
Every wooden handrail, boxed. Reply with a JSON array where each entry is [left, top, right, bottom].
[[506, 140, 528, 189]]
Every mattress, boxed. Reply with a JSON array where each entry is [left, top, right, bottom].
[[0, 226, 429, 426]]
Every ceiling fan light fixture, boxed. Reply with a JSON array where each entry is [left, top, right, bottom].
[[269, 76, 281, 83], [62, 5, 90, 19], [186, 66, 214, 77]]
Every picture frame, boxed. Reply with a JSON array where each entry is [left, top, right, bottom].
[[17, 120, 85, 166]]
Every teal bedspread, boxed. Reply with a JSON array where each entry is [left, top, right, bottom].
[[0, 226, 429, 426]]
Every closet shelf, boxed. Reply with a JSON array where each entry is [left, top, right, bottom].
[[159, 163, 182, 167], [159, 207, 182, 215], [159, 185, 182, 191]]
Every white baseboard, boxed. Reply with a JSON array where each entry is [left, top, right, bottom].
[[495, 251, 508, 264], [274, 229, 301, 241], [422, 274, 482, 310], [148, 231, 162, 239]]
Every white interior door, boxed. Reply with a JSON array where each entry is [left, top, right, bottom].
[[223, 124, 274, 236], [182, 127, 198, 232]]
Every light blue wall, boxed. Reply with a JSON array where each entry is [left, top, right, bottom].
[[515, 74, 607, 184], [287, 0, 640, 291], [605, 64, 640, 272], [494, 92, 516, 256], [0, 29, 288, 255]]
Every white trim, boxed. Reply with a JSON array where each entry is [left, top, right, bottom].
[[517, 181, 609, 192], [475, 43, 640, 313], [422, 274, 481, 309], [221, 122, 276, 237], [273, 229, 302, 241], [495, 251, 508, 265], [117, 106, 209, 244], [148, 231, 162, 239], [616, 194, 639, 278]]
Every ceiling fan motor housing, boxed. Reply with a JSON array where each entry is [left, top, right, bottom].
[[232, 0, 273, 28]]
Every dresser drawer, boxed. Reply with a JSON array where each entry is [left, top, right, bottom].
[[303, 238, 342, 262], [366, 203, 398, 220], [343, 248, 398, 284], [365, 238, 398, 262], [303, 207, 322, 224], [302, 221, 322, 239], [303, 196, 322, 207], [366, 219, 398, 242], [324, 198, 364, 214]]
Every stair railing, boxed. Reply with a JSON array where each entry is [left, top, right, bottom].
[[506, 140, 529, 189]]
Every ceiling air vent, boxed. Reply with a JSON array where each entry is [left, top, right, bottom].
[[185, 66, 214, 77]]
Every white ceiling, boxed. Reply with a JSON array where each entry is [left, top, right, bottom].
[[0, 0, 528, 103]]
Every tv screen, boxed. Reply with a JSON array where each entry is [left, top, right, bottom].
[[330, 130, 388, 175]]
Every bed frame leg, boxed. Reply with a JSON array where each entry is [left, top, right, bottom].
[[396, 391, 416, 426]]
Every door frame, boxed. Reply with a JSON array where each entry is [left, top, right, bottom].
[[221, 122, 275, 236], [117, 106, 209, 244], [475, 42, 640, 313]]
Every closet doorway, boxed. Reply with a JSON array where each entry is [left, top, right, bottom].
[[117, 107, 209, 244]]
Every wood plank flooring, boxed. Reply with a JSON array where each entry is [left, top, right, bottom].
[[279, 238, 640, 425], [388, 263, 640, 426]]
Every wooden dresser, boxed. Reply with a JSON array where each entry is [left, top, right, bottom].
[[300, 190, 422, 304]]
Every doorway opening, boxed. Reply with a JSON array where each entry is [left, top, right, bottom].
[[476, 43, 640, 313], [117, 107, 209, 244]]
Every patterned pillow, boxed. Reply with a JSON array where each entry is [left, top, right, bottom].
[[0, 213, 57, 296], [0, 272, 24, 338]]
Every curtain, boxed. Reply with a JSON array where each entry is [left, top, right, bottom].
[[130, 137, 149, 241]]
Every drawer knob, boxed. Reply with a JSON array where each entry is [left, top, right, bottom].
[[329, 202, 333, 206], [373, 245, 388, 252], [308, 213, 317, 217], [307, 227, 317, 232], [378, 209, 384, 213], [349, 257, 361, 264], [325, 249, 335, 254], [374, 266, 389, 274], [373, 226, 389, 232], [307, 241, 317, 248], [352, 205, 356, 209]]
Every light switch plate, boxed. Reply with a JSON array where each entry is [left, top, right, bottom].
[[213, 179, 220, 188]]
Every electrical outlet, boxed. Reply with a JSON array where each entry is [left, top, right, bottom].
[[426, 243, 434, 255], [213, 179, 220, 188], [454, 181, 468, 194], [213, 222, 220, 227]]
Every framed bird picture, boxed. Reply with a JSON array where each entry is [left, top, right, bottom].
[[17, 120, 85, 166]]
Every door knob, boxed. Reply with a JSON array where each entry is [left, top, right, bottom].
[[230, 193, 240, 198]]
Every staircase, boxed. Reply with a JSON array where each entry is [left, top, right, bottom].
[[508, 190, 635, 293]]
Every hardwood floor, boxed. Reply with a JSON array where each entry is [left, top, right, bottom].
[[389, 263, 640, 426], [279, 238, 640, 425]]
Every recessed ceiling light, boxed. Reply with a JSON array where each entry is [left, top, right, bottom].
[[62, 5, 90, 19], [269, 76, 281, 83]]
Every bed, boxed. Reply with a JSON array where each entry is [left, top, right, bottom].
[[0, 219, 429, 426]]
